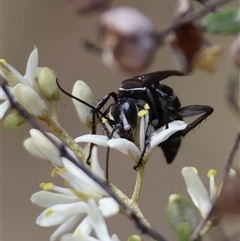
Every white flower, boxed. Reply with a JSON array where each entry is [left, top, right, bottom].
[[181, 166, 236, 218], [24, 129, 75, 167], [72, 80, 95, 129], [75, 112, 187, 165], [60, 199, 120, 241], [0, 48, 40, 118], [31, 146, 119, 241]]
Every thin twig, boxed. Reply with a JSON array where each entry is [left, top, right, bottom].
[[156, 0, 235, 39], [0, 78, 170, 241]]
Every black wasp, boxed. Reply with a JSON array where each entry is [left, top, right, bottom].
[[57, 70, 213, 170]]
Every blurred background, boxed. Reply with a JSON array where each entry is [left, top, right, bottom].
[[1, 0, 239, 241]]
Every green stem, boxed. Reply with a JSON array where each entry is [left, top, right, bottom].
[[50, 100, 59, 124], [131, 165, 145, 203], [111, 183, 151, 227]]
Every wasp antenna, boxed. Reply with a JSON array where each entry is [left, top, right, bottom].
[[56, 78, 105, 116]]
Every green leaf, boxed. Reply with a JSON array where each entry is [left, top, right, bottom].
[[177, 223, 192, 241], [166, 194, 199, 233], [202, 8, 240, 35]]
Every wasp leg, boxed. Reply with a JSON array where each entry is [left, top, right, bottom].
[[86, 92, 118, 164], [160, 105, 213, 164], [134, 121, 152, 170], [177, 105, 214, 136], [95, 92, 118, 110]]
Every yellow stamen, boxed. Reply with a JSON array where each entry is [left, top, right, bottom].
[[138, 109, 148, 117], [144, 103, 150, 110], [45, 209, 53, 217], [207, 169, 217, 178], [59, 168, 68, 174], [40, 182, 53, 190], [51, 168, 58, 177], [190, 167, 198, 175]]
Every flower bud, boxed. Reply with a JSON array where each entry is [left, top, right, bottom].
[[99, 6, 158, 73], [72, 80, 95, 129], [13, 83, 48, 118], [3, 110, 26, 131], [29, 129, 63, 167], [127, 235, 143, 241], [37, 67, 60, 101], [23, 137, 47, 160], [66, 0, 110, 14]]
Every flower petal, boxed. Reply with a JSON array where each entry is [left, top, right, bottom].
[[31, 191, 79, 207], [13, 84, 47, 118], [75, 134, 108, 147], [62, 158, 108, 196], [25, 48, 38, 86], [23, 137, 47, 160], [50, 215, 80, 241], [91, 146, 105, 179], [72, 80, 95, 129], [0, 99, 10, 119], [36, 202, 87, 226], [6, 63, 27, 85], [150, 121, 187, 149], [98, 197, 119, 218], [182, 167, 212, 218], [107, 138, 141, 163], [60, 233, 98, 241], [74, 215, 93, 236], [29, 129, 63, 167], [88, 199, 112, 241]]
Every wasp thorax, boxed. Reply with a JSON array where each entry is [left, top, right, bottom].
[[99, 6, 159, 73]]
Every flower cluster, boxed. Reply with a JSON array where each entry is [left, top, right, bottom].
[[0, 48, 59, 127], [1, 48, 191, 241], [2, 0, 240, 240]]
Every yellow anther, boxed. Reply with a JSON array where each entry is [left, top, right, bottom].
[[138, 109, 148, 117], [207, 169, 217, 178], [40, 182, 53, 190], [51, 168, 58, 177], [144, 103, 150, 110], [59, 168, 68, 174], [190, 167, 198, 175], [45, 209, 53, 217], [101, 117, 107, 123]]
